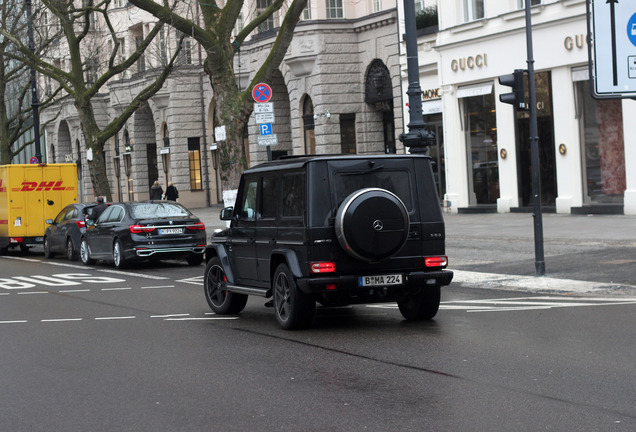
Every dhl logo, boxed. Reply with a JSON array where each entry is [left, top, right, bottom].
[[9, 181, 74, 192]]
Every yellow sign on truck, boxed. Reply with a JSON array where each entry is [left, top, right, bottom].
[[0, 163, 78, 253]]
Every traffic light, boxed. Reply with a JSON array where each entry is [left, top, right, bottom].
[[499, 69, 527, 110]]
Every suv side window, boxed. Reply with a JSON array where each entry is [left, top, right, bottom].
[[239, 179, 258, 221], [282, 173, 304, 218], [260, 175, 279, 220]]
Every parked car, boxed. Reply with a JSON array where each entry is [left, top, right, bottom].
[[204, 154, 453, 330], [44, 203, 100, 260], [79, 201, 206, 268]]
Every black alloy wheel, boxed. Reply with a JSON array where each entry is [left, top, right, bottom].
[[272, 263, 315, 330], [397, 286, 441, 321], [113, 240, 126, 269], [204, 257, 248, 314], [43, 236, 54, 259]]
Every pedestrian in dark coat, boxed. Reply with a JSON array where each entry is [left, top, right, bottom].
[[165, 181, 179, 201], [150, 180, 163, 200], [88, 196, 108, 222]]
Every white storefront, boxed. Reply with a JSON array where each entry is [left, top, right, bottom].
[[400, 0, 636, 215]]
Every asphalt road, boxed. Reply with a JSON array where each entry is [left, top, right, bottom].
[[1, 252, 635, 431]]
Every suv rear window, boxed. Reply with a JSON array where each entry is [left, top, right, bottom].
[[333, 169, 413, 211]]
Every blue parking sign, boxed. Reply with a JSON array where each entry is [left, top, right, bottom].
[[259, 123, 273, 135]]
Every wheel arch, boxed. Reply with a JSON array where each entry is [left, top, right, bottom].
[[206, 244, 236, 284]]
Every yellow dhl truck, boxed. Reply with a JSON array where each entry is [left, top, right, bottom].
[[0, 163, 78, 253]]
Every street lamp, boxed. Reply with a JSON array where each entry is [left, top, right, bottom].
[[123, 151, 133, 201], [160, 148, 170, 186], [210, 143, 221, 203], [113, 156, 121, 201]]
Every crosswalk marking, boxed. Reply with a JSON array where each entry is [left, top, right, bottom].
[[367, 296, 636, 313]]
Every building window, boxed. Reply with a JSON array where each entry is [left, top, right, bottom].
[[85, 57, 99, 84], [135, 36, 145, 73], [177, 37, 192, 65], [340, 114, 357, 154], [188, 137, 202, 191], [326, 0, 344, 19], [463, 90, 498, 205], [302, 1, 312, 20], [518, 0, 541, 8], [257, 0, 275, 32], [372, 0, 382, 13], [576, 80, 625, 205], [302, 96, 315, 154], [464, 0, 484, 22], [237, 13, 244, 32], [114, 0, 126, 8], [414, 0, 425, 13]]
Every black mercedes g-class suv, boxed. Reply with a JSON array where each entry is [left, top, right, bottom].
[[204, 154, 453, 329]]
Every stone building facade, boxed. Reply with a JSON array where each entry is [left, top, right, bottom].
[[41, 2, 404, 209]]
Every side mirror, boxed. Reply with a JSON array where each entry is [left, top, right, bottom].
[[86, 219, 96, 228], [220, 206, 234, 221], [46, 219, 54, 225]]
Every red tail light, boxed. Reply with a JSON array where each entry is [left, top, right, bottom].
[[187, 222, 206, 230], [424, 256, 448, 268], [75, 220, 86, 229], [130, 225, 156, 234], [310, 262, 336, 273], [9, 237, 23, 243]]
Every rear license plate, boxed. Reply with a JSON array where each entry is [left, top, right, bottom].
[[159, 228, 183, 235], [35, 237, 43, 242], [358, 274, 403, 287]]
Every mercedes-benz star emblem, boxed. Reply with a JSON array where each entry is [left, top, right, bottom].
[[373, 220, 384, 231]]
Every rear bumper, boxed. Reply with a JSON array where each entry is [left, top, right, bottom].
[[296, 269, 453, 294], [134, 246, 205, 257]]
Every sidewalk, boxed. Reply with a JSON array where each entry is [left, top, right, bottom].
[[190, 206, 636, 296]]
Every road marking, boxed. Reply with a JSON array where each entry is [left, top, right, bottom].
[[164, 317, 239, 321], [151, 313, 190, 318], [17, 291, 48, 295], [45, 262, 87, 270], [141, 285, 175, 289], [452, 269, 636, 293], [0, 320, 28, 324], [92, 269, 168, 280], [176, 276, 203, 285], [95, 316, 136, 320], [42, 318, 83, 322], [368, 296, 636, 313], [101, 287, 132, 291], [59, 289, 91, 293]]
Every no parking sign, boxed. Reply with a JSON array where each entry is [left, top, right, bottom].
[[252, 83, 272, 103]]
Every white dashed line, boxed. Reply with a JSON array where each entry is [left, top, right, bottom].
[[164, 317, 239, 321], [141, 285, 175, 289], [0, 320, 28, 324], [95, 316, 136, 320], [41, 318, 83, 322], [151, 314, 190, 318], [17, 291, 48, 295], [101, 287, 132, 291], [59, 289, 91, 293]]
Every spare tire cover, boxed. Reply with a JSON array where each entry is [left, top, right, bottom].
[[335, 188, 410, 262]]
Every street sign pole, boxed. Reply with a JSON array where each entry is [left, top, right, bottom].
[[524, 0, 545, 276]]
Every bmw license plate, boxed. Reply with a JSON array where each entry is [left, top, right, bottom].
[[159, 228, 183, 235], [358, 274, 403, 287]]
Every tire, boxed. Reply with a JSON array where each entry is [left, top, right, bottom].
[[113, 240, 126, 269], [204, 257, 248, 314], [397, 286, 441, 321], [66, 238, 78, 261], [187, 254, 204, 266], [80, 238, 95, 265], [335, 188, 410, 262], [43, 236, 54, 258], [272, 263, 315, 330]]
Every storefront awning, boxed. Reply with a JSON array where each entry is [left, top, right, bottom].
[[457, 83, 493, 98]]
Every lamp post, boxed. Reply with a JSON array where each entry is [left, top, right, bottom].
[[398, 0, 435, 153], [25, 0, 42, 162], [210, 143, 221, 204], [113, 156, 121, 201], [160, 148, 170, 186], [123, 151, 132, 201]]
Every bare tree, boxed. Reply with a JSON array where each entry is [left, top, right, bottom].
[[1, 0, 183, 200], [0, 0, 65, 164], [127, 0, 308, 191]]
